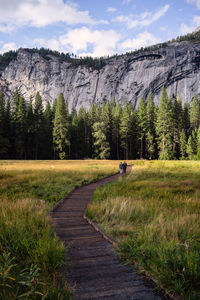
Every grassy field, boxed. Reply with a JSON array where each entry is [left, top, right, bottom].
[[0, 160, 120, 300], [87, 161, 200, 300]]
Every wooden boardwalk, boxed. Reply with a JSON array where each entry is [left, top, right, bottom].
[[49, 167, 163, 300]]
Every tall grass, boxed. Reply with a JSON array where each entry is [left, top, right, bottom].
[[87, 161, 200, 299], [0, 197, 70, 299], [0, 160, 119, 299]]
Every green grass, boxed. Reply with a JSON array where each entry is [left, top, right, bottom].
[[0, 160, 120, 299], [87, 161, 200, 300]]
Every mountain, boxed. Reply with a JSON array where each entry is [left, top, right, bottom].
[[1, 34, 200, 110]]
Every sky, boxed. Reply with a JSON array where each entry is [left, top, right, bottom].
[[0, 0, 200, 57]]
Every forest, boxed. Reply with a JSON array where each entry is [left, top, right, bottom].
[[0, 87, 200, 161]]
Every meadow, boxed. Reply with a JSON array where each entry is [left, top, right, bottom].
[[87, 161, 200, 300], [0, 160, 119, 300]]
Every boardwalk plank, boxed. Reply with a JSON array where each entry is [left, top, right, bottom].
[[50, 166, 163, 300]]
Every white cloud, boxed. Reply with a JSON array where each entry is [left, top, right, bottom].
[[180, 15, 200, 34], [0, 0, 107, 32], [120, 31, 160, 51], [0, 42, 17, 54], [33, 38, 61, 51], [60, 27, 121, 57], [187, 0, 200, 9], [113, 4, 169, 29], [106, 7, 117, 13], [32, 27, 121, 57]]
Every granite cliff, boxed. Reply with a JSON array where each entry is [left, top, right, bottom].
[[1, 40, 200, 110]]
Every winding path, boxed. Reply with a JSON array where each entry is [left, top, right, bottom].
[[49, 166, 162, 300]]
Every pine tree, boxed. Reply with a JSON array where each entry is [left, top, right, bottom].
[[10, 89, 21, 158], [127, 103, 137, 159], [53, 93, 70, 159], [186, 135, 195, 160], [101, 101, 112, 157], [186, 129, 197, 159], [52, 98, 57, 118], [179, 129, 187, 159], [26, 98, 35, 159], [120, 102, 132, 160], [15, 96, 27, 159], [156, 87, 174, 160], [183, 102, 191, 137], [70, 108, 78, 158], [34, 92, 44, 159], [0, 91, 9, 157], [146, 92, 156, 159], [43, 102, 53, 159], [92, 122, 110, 159], [4, 99, 12, 158], [137, 97, 147, 158], [190, 95, 200, 129], [192, 129, 198, 155], [112, 101, 122, 160], [172, 93, 183, 158], [88, 104, 98, 157], [77, 107, 90, 158], [111, 97, 116, 111]]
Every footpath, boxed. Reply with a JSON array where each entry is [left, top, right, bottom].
[[49, 166, 163, 300]]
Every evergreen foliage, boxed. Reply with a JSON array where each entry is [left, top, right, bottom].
[[77, 107, 90, 158], [180, 129, 187, 159], [156, 87, 174, 160], [87, 105, 94, 157], [26, 98, 35, 159], [34, 92, 44, 159], [172, 93, 183, 158], [183, 102, 191, 137], [101, 101, 112, 157], [43, 102, 53, 159], [187, 135, 195, 160], [137, 97, 147, 158], [1, 89, 200, 160], [53, 93, 70, 159], [146, 92, 156, 159], [14, 48, 106, 70], [0, 91, 9, 157], [190, 95, 200, 129], [0, 50, 18, 70], [120, 102, 133, 160], [93, 122, 110, 159], [112, 100, 122, 160], [15, 96, 27, 159]]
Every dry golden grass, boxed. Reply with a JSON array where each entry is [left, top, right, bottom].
[[0, 159, 123, 299], [0, 160, 125, 205], [88, 160, 200, 299]]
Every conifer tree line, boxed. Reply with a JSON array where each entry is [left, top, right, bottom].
[[1, 87, 200, 160]]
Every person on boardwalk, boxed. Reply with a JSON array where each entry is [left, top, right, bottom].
[[119, 162, 123, 174], [122, 161, 127, 173]]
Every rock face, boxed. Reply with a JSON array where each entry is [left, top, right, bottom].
[[1, 41, 200, 110]]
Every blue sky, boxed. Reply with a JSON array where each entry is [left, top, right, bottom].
[[0, 0, 200, 57]]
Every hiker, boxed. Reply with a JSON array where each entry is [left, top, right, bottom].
[[119, 162, 123, 174], [122, 161, 127, 173]]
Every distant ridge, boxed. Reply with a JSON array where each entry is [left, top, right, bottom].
[[1, 31, 200, 110]]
